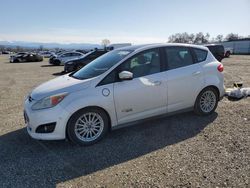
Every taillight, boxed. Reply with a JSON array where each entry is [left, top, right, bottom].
[[217, 64, 224, 72]]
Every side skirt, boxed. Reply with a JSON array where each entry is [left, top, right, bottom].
[[111, 107, 194, 131]]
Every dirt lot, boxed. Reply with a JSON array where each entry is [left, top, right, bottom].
[[0, 55, 249, 188]]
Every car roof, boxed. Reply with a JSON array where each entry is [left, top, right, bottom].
[[60, 51, 83, 55], [205, 44, 223, 47], [116, 43, 208, 52], [117, 44, 149, 51], [91, 49, 107, 52]]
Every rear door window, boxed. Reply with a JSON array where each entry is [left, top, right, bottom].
[[61, 53, 71, 57], [193, 48, 207, 62], [207, 46, 216, 54], [165, 47, 194, 70], [70, 53, 79, 56], [72, 53, 78, 56]]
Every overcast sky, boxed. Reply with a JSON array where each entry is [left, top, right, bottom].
[[0, 0, 249, 44]]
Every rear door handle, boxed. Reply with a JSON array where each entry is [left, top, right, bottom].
[[153, 81, 162, 86], [192, 71, 201, 76]]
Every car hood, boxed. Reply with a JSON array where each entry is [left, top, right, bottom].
[[31, 74, 92, 100]]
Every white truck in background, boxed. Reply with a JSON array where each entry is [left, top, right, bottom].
[[106, 43, 131, 50]]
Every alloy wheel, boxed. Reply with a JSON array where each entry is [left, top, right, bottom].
[[74, 112, 104, 142], [199, 90, 216, 113]]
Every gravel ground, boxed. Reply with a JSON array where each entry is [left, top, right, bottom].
[[0, 55, 249, 188]]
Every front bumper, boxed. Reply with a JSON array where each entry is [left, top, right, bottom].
[[24, 98, 70, 140], [10, 57, 14, 62]]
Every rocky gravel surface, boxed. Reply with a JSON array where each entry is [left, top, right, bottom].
[[0, 55, 249, 187]]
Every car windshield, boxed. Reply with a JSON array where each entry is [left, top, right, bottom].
[[71, 49, 133, 80], [85, 50, 95, 56], [76, 51, 94, 60]]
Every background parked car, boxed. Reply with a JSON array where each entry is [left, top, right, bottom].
[[39, 51, 55, 58], [10, 52, 43, 63], [64, 49, 108, 72], [75, 49, 88, 54], [205, 44, 225, 62], [2, 51, 11, 54], [49, 51, 84, 66]]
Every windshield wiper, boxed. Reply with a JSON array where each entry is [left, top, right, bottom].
[[69, 72, 81, 80]]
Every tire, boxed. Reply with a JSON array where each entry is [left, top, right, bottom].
[[14, 59, 20, 63], [194, 87, 219, 116], [225, 51, 230, 58], [67, 108, 109, 146], [24, 57, 29, 62], [54, 60, 61, 66]]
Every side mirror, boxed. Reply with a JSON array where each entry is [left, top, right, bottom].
[[119, 71, 133, 81]]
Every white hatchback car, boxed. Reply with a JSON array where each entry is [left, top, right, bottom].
[[24, 44, 224, 145]]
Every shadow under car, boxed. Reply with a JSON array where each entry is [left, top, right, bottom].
[[0, 111, 217, 187]]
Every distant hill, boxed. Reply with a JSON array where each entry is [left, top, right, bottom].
[[0, 41, 101, 50]]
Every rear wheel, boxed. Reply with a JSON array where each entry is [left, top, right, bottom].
[[67, 108, 109, 146], [54, 60, 61, 66], [194, 87, 219, 115], [225, 51, 230, 58]]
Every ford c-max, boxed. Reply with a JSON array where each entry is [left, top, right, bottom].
[[24, 44, 224, 145]]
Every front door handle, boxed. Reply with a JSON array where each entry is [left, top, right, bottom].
[[192, 71, 201, 76], [153, 81, 162, 86]]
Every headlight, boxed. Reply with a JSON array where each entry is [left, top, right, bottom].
[[31, 92, 68, 110]]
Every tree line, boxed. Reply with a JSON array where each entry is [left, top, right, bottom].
[[1, 34, 249, 53], [168, 32, 250, 44]]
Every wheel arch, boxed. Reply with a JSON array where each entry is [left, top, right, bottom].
[[194, 85, 220, 115], [197, 85, 220, 100], [65, 105, 112, 140]]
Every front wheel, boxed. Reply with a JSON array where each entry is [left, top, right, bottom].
[[54, 60, 61, 66], [194, 87, 219, 116], [67, 108, 109, 146], [15, 58, 21, 62]]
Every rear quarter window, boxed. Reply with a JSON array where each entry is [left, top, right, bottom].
[[218, 46, 225, 53], [193, 48, 207, 62]]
